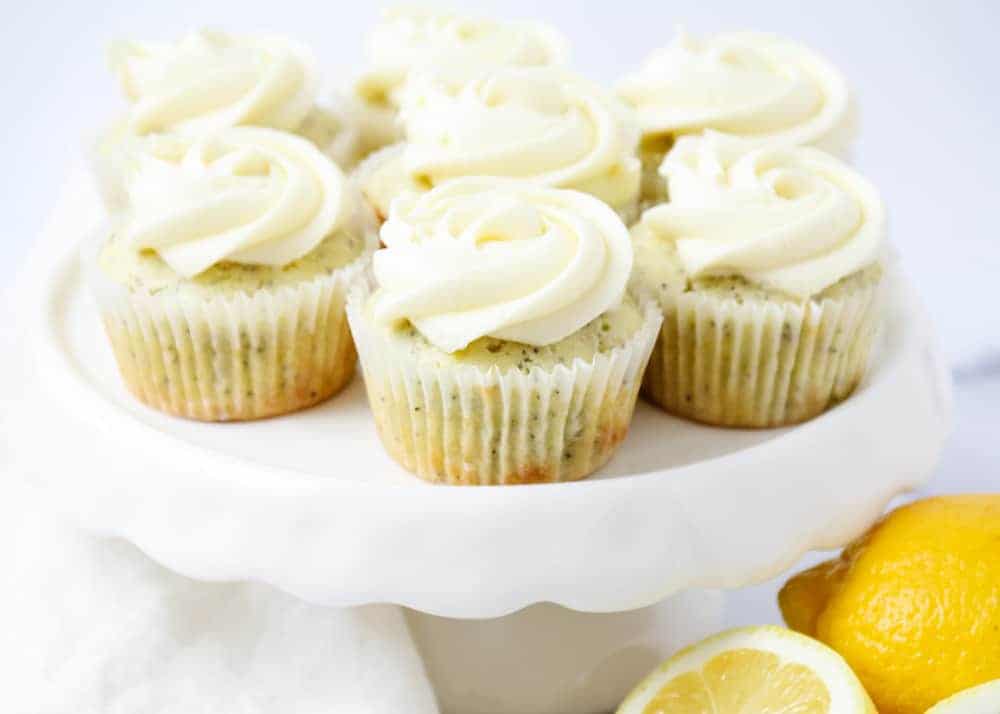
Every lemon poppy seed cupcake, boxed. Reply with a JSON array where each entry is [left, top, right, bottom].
[[616, 30, 855, 206], [632, 135, 885, 427], [89, 127, 377, 421], [351, 6, 569, 157], [347, 177, 661, 485], [356, 66, 641, 224], [93, 29, 369, 208]]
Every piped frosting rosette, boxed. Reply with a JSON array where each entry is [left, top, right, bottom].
[[88, 127, 377, 421], [355, 6, 568, 109], [357, 66, 641, 222], [347, 178, 661, 484], [110, 29, 319, 136], [617, 30, 854, 203], [349, 8, 569, 164], [632, 134, 885, 426], [618, 30, 853, 153], [93, 29, 372, 208]]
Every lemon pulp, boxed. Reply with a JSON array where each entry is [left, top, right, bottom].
[[641, 648, 831, 714]]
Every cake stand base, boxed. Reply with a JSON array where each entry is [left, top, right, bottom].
[[407, 589, 724, 714]]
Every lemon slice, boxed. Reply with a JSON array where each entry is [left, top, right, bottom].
[[927, 679, 1000, 714], [616, 626, 875, 714]]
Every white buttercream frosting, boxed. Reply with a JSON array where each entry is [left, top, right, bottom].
[[120, 127, 347, 277], [371, 178, 633, 352], [617, 30, 851, 151], [356, 6, 568, 107], [110, 29, 318, 136], [395, 67, 640, 208], [640, 134, 884, 298]]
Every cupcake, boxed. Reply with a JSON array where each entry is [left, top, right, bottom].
[[351, 6, 569, 156], [631, 134, 885, 428], [356, 66, 641, 224], [346, 177, 661, 485], [616, 30, 854, 205], [88, 127, 377, 421], [94, 29, 368, 207]]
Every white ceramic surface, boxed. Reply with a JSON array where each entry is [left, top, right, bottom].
[[407, 591, 724, 714], [6, 171, 951, 619]]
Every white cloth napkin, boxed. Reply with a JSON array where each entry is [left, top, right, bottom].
[[0, 480, 439, 714], [0, 169, 440, 714]]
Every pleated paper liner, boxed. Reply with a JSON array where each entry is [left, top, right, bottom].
[[347, 284, 663, 485], [85, 216, 377, 422], [641, 269, 884, 428]]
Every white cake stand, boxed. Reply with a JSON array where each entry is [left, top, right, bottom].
[[4, 172, 952, 714]]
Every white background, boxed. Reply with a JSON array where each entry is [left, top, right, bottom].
[[3, 1, 998, 626]]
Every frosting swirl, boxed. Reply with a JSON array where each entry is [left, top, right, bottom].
[[397, 67, 640, 208], [110, 29, 318, 136], [641, 134, 884, 298], [356, 7, 568, 106], [371, 178, 633, 352], [617, 30, 851, 152], [121, 127, 346, 277]]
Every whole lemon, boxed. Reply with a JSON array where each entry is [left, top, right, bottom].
[[779, 495, 1000, 714]]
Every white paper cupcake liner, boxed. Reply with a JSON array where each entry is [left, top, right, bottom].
[[85, 217, 376, 421], [641, 273, 884, 427], [346, 284, 663, 485]]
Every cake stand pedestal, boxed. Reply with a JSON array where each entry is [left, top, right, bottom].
[[407, 593, 724, 714]]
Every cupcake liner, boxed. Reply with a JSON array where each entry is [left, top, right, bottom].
[[346, 284, 663, 485], [640, 273, 884, 427], [85, 213, 376, 421]]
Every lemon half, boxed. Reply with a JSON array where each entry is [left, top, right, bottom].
[[927, 679, 1000, 714], [616, 625, 875, 714]]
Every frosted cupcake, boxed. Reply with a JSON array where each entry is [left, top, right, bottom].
[[89, 127, 377, 421], [351, 6, 569, 156], [616, 30, 854, 205], [347, 178, 661, 485], [632, 135, 885, 427], [94, 29, 368, 207], [357, 67, 641, 223]]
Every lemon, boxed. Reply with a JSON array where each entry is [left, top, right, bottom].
[[616, 625, 875, 714], [779, 495, 1000, 714], [927, 679, 1000, 714]]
